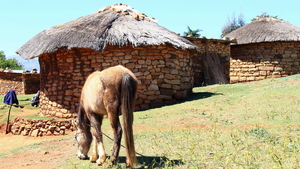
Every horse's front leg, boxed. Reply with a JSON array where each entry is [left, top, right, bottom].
[[89, 114, 106, 165], [89, 129, 98, 162], [108, 113, 122, 165]]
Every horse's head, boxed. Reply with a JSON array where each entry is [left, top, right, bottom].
[[73, 119, 92, 160]]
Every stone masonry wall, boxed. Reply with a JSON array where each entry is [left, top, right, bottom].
[[22, 73, 40, 94], [230, 41, 300, 83], [38, 44, 194, 118], [0, 72, 40, 95], [186, 37, 231, 86]]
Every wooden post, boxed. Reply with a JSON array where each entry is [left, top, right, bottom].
[[5, 105, 12, 134]]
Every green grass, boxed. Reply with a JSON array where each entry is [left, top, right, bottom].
[[3, 74, 300, 168], [57, 74, 300, 168]]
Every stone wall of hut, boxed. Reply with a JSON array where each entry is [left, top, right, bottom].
[[186, 37, 231, 86], [38, 45, 194, 118], [230, 41, 300, 83], [0, 72, 40, 95]]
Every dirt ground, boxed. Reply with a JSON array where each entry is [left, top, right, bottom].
[[0, 108, 77, 169]]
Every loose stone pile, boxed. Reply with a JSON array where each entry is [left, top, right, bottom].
[[8, 117, 75, 137]]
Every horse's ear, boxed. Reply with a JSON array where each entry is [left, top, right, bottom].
[[72, 119, 78, 130]]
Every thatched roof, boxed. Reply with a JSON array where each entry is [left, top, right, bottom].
[[16, 4, 198, 59], [225, 18, 300, 45]]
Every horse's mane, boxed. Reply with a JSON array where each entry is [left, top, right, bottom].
[[77, 104, 90, 131]]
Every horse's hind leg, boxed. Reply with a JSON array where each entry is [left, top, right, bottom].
[[89, 113, 106, 165], [107, 111, 122, 165]]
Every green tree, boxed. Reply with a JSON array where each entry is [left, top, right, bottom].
[[183, 26, 202, 38], [0, 51, 24, 70], [251, 12, 278, 21], [221, 13, 246, 38]]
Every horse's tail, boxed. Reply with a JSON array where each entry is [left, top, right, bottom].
[[120, 73, 137, 167]]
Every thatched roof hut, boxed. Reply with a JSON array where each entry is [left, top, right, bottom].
[[16, 4, 197, 59], [225, 18, 300, 44], [16, 4, 199, 118], [225, 18, 300, 83]]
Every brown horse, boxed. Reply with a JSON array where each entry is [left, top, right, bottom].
[[75, 65, 138, 167]]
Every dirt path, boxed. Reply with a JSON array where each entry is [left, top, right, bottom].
[[0, 132, 62, 153], [0, 136, 76, 169], [0, 107, 76, 169]]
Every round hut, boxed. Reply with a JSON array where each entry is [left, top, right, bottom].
[[225, 18, 300, 83], [16, 4, 199, 118]]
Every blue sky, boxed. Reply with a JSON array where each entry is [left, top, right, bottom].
[[1, 0, 300, 60]]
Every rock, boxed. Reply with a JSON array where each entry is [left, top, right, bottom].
[[48, 126, 56, 134], [174, 90, 187, 100], [148, 84, 159, 91], [31, 129, 40, 137]]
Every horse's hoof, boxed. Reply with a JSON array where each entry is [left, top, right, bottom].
[[96, 162, 103, 166], [96, 159, 106, 166], [110, 156, 119, 165], [77, 154, 88, 160], [90, 154, 98, 162]]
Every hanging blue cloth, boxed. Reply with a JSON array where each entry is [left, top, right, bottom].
[[3, 90, 19, 105]]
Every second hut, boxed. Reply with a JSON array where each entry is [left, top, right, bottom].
[[225, 17, 300, 83]]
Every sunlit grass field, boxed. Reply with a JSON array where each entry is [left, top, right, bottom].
[[1, 74, 300, 168], [59, 74, 300, 168]]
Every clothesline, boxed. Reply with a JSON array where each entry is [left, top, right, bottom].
[[3, 90, 40, 134], [0, 100, 39, 108]]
